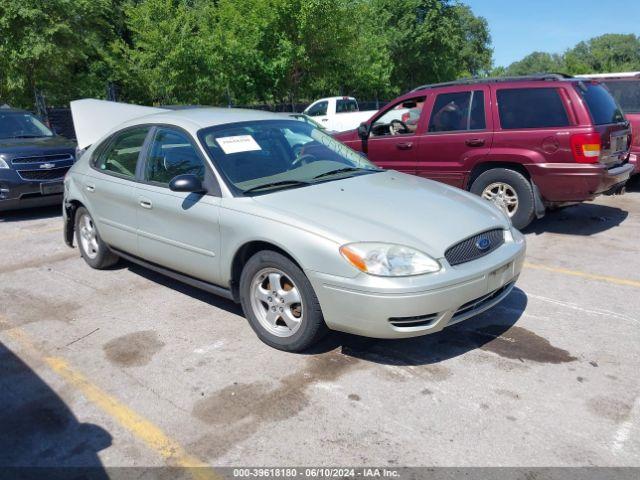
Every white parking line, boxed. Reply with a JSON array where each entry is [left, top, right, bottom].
[[516, 291, 640, 325], [612, 396, 640, 454]]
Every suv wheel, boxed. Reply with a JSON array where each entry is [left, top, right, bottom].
[[470, 168, 535, 229], [75, 207, 119, 269], [239, 250, 328, 352]]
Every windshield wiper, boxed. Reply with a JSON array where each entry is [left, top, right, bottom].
[[312, 167, 379, 180], [11, 135, 46, 139], [243, 180, 312, 194]]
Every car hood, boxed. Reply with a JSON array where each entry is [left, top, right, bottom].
[[251, 171, 508, 258], [0, 136, 75, 156]]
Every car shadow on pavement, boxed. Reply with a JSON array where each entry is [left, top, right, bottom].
[[523, 202, 627, 236], [0, 341, 111, 477], [124, 262, 243, 316], [625, 174, 640, 192], [0, 205, 61, 223], [308, 287, 528, 366]]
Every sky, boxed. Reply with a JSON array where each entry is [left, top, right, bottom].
[[464, 0, 640, 67]]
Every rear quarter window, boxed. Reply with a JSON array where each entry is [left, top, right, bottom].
[[497, 88, 570, 129], [577, 83, 625, 125]]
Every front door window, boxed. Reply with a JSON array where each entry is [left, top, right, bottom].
[[144, 128, 205, 185], [370, 97, 426, 136]]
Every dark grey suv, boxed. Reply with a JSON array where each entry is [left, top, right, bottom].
[[0, 108, 76, 212]]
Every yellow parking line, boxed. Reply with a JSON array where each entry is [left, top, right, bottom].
[[1, 323, 218, 480], [524, 262, 640, 289]]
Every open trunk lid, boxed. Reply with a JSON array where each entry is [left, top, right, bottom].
[[70, 99, 168, 150]]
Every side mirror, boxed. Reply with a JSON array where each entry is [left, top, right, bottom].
[[169, 174, 206, 193], [357, 122, 370, 140]]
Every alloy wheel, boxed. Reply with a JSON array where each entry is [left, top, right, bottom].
[[481, 182, 519, 217], [78, 213, 99, 259], [250, 268, 304, 337]]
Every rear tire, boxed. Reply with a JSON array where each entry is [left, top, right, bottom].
[[239, 250, 328, 352], [75, 207, 119, 269], [470, 168, 535, 229]]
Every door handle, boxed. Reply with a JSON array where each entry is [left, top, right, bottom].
[[465, 138, 485, 147], [321, 118, 328, 122], [396, 142, 413, 150], [139, 199, 153, 209], [85, 183, 95, 192]]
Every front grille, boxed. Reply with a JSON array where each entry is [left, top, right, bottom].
[[11, 153, 73, 165], [445, 229, 504, 266], [388, 312, 439, 328], [17, 166, 70, 181], [452, 281, 514, 321]]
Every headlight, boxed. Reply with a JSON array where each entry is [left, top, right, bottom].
[[340, 242, 441, 277], [0, 156, 9, 169]]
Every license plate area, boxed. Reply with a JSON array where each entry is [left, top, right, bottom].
[[487, 261, 513, 291], [41, 182, 64, 195], [611, 135, 627, 153]]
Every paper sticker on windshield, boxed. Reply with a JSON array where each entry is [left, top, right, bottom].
[[216, 135, 261, 154]]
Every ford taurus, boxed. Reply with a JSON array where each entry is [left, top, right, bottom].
[[63, 100, 526, 351]]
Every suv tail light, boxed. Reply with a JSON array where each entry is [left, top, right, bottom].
[[571, 133, 601, 163]]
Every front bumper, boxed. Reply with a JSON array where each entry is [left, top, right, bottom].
[[528, 162, 634, 203], [0, 171, 64, 212], [308, 231, 526, 339]]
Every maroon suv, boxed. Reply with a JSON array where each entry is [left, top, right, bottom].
[[334, 74, 634, 229]]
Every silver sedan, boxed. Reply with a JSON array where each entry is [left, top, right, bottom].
[[64, 100, 526, 351]]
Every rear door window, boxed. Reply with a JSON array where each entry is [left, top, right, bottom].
[[497, 88, 569, 129], [96, 127, 150, 178], [578, 82, 627, 124], [602, 80, 640, 114], [428, 91, 486, 132]]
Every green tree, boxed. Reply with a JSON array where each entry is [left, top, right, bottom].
[[503, 51, 566, 76], [454, 3, 493, 78], [564, 34, 640, 74], [0, 0, 116, 108], [114, 0, 214, 105], [371, 0, 492, 91]]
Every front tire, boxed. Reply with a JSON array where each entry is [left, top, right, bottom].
[[75, 207, 119, 269], [239, 250, 327, 352], [470, 168, 535, 229]]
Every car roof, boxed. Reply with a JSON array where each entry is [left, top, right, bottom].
[[71, 99, 289, 149], [411, 73, 576, 92], [124, 107, 285, 130]]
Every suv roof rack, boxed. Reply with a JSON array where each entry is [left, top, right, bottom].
[[411, 73, 574, 92]]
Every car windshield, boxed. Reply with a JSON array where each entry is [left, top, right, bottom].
[[603, 80, 640, 114], [0, 112, 54, 139], [199, 120, 381, 195]]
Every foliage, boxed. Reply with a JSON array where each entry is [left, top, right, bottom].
[[502, 52, 566, 76], [564, 34, 640, 74], [0, 0, 493, 109], [499, 34, 640, 77], [0, 0, 117, 107]]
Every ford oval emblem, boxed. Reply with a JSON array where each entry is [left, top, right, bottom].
[[475, 237, 491, 251]]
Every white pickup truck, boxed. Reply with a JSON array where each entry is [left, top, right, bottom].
[[302, 96, 377, 132]]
